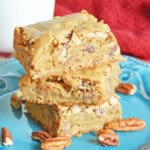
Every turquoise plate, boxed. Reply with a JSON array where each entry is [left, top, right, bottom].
[[0, 56, 150, 150]]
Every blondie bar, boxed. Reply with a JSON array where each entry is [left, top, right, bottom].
[[14, 10, 123, 79], [25, 96, 121, 137], [20, 63, 120, 105]]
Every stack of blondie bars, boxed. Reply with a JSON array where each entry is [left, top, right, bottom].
[[14, 11, 123, 137]]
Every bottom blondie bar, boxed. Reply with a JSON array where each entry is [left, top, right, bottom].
[[25, 96, 121, 137]]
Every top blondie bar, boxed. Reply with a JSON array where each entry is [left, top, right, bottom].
[[14, 10, 123, 79]]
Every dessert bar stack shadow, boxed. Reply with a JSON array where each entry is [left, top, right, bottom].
[[14, 10, 123, 137]]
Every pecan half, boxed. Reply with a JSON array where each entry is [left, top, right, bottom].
[[85, 45, 95, 53], [53, 39, 59, 48], [97, 129, 119, 146], [32, 131, 52, 143], [41, 136, 71, 150], [104, 118, 146, 131], [115, 83, 137, 95], [10, 93, 22, 109], [1, 127, 13, 146]]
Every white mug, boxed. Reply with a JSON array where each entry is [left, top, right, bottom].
[[0, 0, 55, 52]]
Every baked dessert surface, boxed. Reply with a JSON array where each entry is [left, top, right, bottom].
[[25, 96, 122, 137], [14, 10, 123, 79], [20, 63, 121, 105], [13, 11, 123, 141]]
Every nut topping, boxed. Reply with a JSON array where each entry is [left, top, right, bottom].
[[71, 33, 81, 45], [104, 118, 146, 131], [32, 131, 52, 142], [41, 136, 71, 150], [1, 127, 13, 146], [116, 83, 137, 95], [86, 32, 108, 39], [109, 96, 119, 105], [85, 45, 95, 53], [97, 129, 119, 146], [53, 39, 59, 47], [95, 32, 108, 39], [10, 93, 22, 109], [71, 105, 81, 114]]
